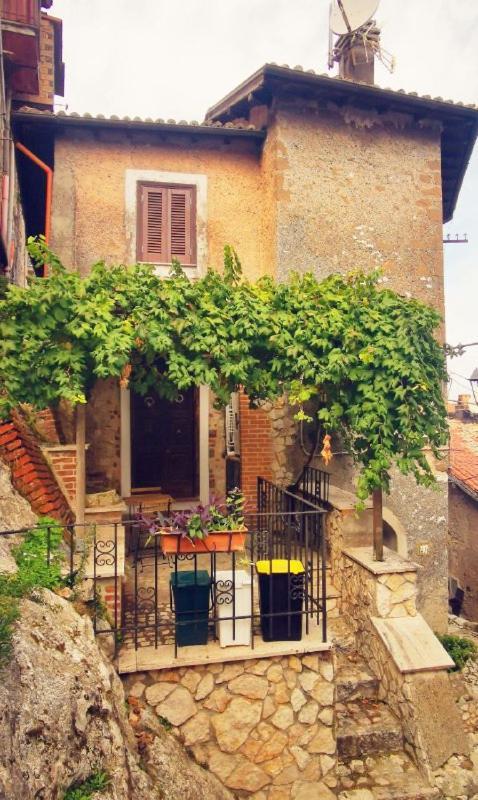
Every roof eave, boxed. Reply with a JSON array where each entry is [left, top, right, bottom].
[[12, 110, 267, 140], [449, 473, 478, 503]]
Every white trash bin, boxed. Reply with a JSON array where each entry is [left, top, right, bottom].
[[215, 569, 252, 647]]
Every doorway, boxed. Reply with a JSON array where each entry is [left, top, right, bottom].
[[130, 388, 199, 498]]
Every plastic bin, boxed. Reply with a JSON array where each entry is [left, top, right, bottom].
[[256, 559, 305, 642], [215, 569, 252, 647], [170, 570, 211, 647]]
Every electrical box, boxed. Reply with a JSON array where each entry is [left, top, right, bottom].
[[225, 393, 240, 456]]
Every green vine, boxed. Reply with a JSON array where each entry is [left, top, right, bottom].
[[0, 239, 448, 503]]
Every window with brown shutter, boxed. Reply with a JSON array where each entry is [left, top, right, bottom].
[[137, 183, 196, 266]]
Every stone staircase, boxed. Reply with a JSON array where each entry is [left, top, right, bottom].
[[336, 650, 442, 800]]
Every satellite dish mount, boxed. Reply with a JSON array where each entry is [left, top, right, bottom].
[[328, 0, 394, 84]]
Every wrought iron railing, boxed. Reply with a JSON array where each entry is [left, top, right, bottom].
[[0, 497, 329, 662], [295, 466, 331, 506]]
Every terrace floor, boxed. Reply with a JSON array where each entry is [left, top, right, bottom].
[[116, 548, 341, 674]]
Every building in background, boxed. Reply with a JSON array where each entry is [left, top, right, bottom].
[[448, 393, 478, 619], [0, 0, 63, 284]]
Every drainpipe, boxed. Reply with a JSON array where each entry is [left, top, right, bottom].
[[15, 141, 53, 275]]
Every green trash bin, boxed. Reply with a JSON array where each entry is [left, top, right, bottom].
[[170, 570, 211, 647]]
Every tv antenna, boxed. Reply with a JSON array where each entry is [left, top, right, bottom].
[[328, 0, 395, 79]]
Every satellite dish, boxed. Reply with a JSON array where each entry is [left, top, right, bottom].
[[330, 0, 380, 36]]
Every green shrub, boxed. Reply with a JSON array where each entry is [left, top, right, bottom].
[[438, 633, 477, 671], [0, 518, 66, 669], [63, 771, 110, 800]]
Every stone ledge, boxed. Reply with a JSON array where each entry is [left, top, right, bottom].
[[41, 444, 79, 452], [372, 615, 454, 673], [344, 546, 419, 575], [118, 632, 332, 674], [328, 485, 372, 512]]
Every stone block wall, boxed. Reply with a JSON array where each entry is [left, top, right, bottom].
[[123, 652, 337, 799], [341, 554, 418, 623]]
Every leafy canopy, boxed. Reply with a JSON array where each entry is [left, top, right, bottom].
[[0, 239, 448, 501]]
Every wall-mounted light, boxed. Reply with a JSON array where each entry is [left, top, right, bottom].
[[470, 368, 478, 405]]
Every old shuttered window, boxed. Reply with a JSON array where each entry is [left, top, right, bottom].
[[137, 183, 196, 265]]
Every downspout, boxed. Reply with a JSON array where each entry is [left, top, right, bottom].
[[15, 141, 53, 275]]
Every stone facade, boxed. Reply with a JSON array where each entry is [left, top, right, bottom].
[[328, 506, 466, 785], [47, 84, 450, 624], [449, 482, 478, 621], [123, 652, 337, 800], [325, 468, 448, 633]]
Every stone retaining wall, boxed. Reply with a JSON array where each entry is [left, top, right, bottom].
[[123, 652, 337, 800]]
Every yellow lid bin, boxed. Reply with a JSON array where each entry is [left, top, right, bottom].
[[256, 559, 305, 575]]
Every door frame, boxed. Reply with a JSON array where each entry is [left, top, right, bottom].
[[120, 385, 209, 505]]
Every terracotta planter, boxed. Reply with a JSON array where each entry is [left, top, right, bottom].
[[160, 528, 247, 554]]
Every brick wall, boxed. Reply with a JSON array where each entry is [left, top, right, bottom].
[[34, 408, 61, 443], [0, 411, 73, 524], [42, 445, 77, 505], [239, 394, 273, 511]]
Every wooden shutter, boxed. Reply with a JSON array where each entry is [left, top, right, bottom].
[[137, 183, 196, 266], [138, 184, 168, 262]]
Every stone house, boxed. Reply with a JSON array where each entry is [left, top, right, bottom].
[[11, 60, 478, 634], [448, 394, 478, 620], [4, 24, 478, 800]]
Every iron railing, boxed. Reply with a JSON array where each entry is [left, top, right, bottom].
[[0, 487, 328, 662], [295, 466, 331, 507]]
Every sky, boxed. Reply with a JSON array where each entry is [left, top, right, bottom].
[[52, 0, 478, 399]]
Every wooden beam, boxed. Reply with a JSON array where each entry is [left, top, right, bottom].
[[373, 487, 384, 562], [75, 403, 86, 527]]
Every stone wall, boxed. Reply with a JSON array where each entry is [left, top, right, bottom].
[[322, 464, 448, 632], [123, 652, 337, 800], [51, 129, 266, 279], [331, 536, 464, 781], [270, 97, 444, 313], [86, 378, 122, 493], [448, 482, 478, 621]]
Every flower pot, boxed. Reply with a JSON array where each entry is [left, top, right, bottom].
[[160, 528, 247, 554]]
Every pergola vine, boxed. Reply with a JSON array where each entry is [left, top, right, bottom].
[[0, 240, 448, 538]]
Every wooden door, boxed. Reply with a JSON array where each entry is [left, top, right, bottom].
[[131, 389, 198, 498]]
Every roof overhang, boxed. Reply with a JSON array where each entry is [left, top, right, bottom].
[[12, 109, 266, 141], [449, 472, 478, 504], [207, 64, 478, 223]]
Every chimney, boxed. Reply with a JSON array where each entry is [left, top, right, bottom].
[[456, 394, 471, 419], [336, 24, 381, 85]]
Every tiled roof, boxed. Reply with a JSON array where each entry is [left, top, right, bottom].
[[13, 106, 263, 135], [206, 63, 478, 224], [449, 418, 478, 499], [207, 63, 478, 118]]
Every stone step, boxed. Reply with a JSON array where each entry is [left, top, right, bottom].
[[337, 698, 403, 759], [338, 752, 442, 800], [336, 651, 380, 702]]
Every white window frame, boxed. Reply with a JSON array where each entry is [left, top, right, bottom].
[[125, 169, 208, 277]]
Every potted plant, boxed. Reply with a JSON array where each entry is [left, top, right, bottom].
[[160, 489, 247, 554]]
